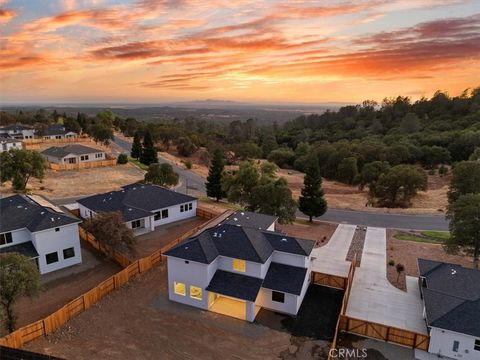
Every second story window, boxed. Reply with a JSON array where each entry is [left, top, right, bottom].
[[0, 232, 13, 246], [232, 259, 246, 272]]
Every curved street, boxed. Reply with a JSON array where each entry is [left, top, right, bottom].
[[111, 135, 449, 231]]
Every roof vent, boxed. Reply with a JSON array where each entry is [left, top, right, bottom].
[[213, 232, 217, 237], [240, 212, 245, 216], [17, 205, 23, 208], [128, 208, 132, 211], [451, 269, 457, 275], [184, 246, 189, 250], [41, 211, 45, 214], [281, 238, 288, 242]]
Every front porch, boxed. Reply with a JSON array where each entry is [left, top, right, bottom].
[[208, 293, 261, 321]]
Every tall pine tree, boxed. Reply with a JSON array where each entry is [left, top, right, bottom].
[[206, 149, 225, 201], [140, 130, 158, 165], [131, 131, 142, 159], [299, 158, 327, 222]]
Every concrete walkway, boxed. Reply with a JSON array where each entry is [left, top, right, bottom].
[[346, 227, 427, 334], [311, 224, 356, 277]]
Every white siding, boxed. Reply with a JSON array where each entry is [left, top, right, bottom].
[[217, 256, 264, 278], [0, 141, 22, 152], [428, 327, 480, 360], [0, 228, 31, 247], [256, 288, 298, 315], [31, 224, 82, 274], [78, 204, 95, 219], [272, 251, 308, 268], [151, 200, 197, 227]]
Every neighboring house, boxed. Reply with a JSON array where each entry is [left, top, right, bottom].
[[42, 124, 77, 139], [77, 183, 197, 235], [0, 123, 35, 139], [0, 134, 23, 152], [417, 259, 480, 360], [0, 195, 82, 274], [164, 221, 315, 322], [42, 144, 106, 164], [222, 211, 278, 231]]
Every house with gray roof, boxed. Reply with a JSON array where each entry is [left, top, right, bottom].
[[164, 221, 315, 321], [0, 195, 82, 274], [0, 134, 23, 152], [42, 144, 106, 164], [42, 124, 77, 140], [77, 183, 197, 235], [222, 211, 277, 231], [417, 259, 480, 360], [0, 123, 35, 139]]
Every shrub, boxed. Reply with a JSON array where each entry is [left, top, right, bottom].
[[117, 153, 128, 164], [183, 160, 192, 169], [388, 259, 395, 266]]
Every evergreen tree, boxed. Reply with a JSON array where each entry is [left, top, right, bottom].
[[206, 149, 225, 201], [131, 131, 142, 159], [299, 158, 327, 222], [140, 130, 158, 165]]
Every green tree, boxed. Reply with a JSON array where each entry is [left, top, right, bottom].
[[299, 158, 327, 222], [222, 160, 260, 205], [267, 148, 295, 168], [144, 163, 179, 188], [337, 157, 358, 184], [0, 149, 46, 191], [400, 112, 420, 133], [0, 253, 41, 332], [358, 161, 391, 195], [469, 147, 480, 161], [233, 142, 262, 159], [446, 194, 480, 269], [261, 134, 278, 158], [206, 149, 225, 201], [373, 165, 427, 207], [89, 123, 113, 145], [63, 117, 81, 134], [140, 130, 158, 165], [447, 161, 480, 204], [131, 131, 142, 159], [83, 212, 136, 258], [176, 136, 197, 157], [117, 153, 128, 164]]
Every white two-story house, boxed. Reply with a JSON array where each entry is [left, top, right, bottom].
[[0, 195, 82, 274], [0, 134, 23, 152], [416, 259, 480, 360], [164, 213, 315, 322], [77, 183, 197, 235], [0, 123, 35, 139]]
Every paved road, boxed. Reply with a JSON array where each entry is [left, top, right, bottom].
[[108, 135, 449, 231]]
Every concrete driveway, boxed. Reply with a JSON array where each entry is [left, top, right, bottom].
[[346, 227, 427, 334], [311, 224, 356, 277]]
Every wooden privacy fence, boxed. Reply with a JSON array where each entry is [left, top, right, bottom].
[[0, 206, 226, 349], [48, 158, 117, 171], [22, 137, 92, 149], [328, 254, 357, 360], [312, 272, 346, 290]]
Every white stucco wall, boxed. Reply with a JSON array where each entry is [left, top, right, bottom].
[[31, 223, 82, 274], [166, 256, 212, 310], [256, 287, 298, 315], [78, 204, 95, 219], [217, 256, 264, 278], [151, 200, 197, 227], [0, 228, 31, 247], [428, 327, 480, 360], [0, 141, 22, 152]]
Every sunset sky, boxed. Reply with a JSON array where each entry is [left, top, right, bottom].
[[1, 0, 479, 104]]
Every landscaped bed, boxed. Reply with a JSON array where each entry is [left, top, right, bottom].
[[386, 229, 474, 291]]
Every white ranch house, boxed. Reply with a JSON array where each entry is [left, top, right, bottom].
[[77, 183, 197, 235], [0, 195, 82, 274], [41, 144, 106, 164], [416, 259, 480, 360], [42, 124, 77, 140], [164, 212, 314, 321]]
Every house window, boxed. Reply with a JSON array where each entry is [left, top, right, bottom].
[[55, 227, 60, 232], [80, 155, 89, 161], [452, 340, 459, 352], [63, 247, 75, 259], [190, 286, 202, 301], [56, 135, 61, 139], [162, 209, 169, 218], [180, 205, 184, 212], [131, 219, 141, 229], [272, 291, 285, 303], [154, 211, 161, 221], [188, 203, 193, 211], [45, 252, 59, 264], [95, 153, 102, 158], [232, 259, 246, 272], [174, 281, 186, 296], [474, 339, 480, 351], [0, 232, 13, 246]]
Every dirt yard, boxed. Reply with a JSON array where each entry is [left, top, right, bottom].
[[3, 243, 121, 336], [24, 263, 331, 360], [132, 217, 209, 259], [0, 163, 145, 199], [277, 221, 338, 248], [386, 229, 474, 291]]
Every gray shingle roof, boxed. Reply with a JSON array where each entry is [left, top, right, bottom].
[[43, 125, 76, 136], [0, 195, 80, 233], [418, 258, 480, 337], [164, 223, 315, 264], [42, 144, 102, 158], [262, 262, 307, 295], [205, 270, 263, 302], [1, 123, 33, 131], [222, 211, 277, 230], [77, 183, 196, 222], [0, 241, 39, 258]]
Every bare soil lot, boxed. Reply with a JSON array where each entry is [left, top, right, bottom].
[[24, 263, 330, 360], [3, 243, 121, 336], [386, 229, 474, 291], [277, 221, 338, 248], [132, 217, 209, 259], [0, 163, 145, 199]]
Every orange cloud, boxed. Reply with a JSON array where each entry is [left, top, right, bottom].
[[0, 8, 16, 24]]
